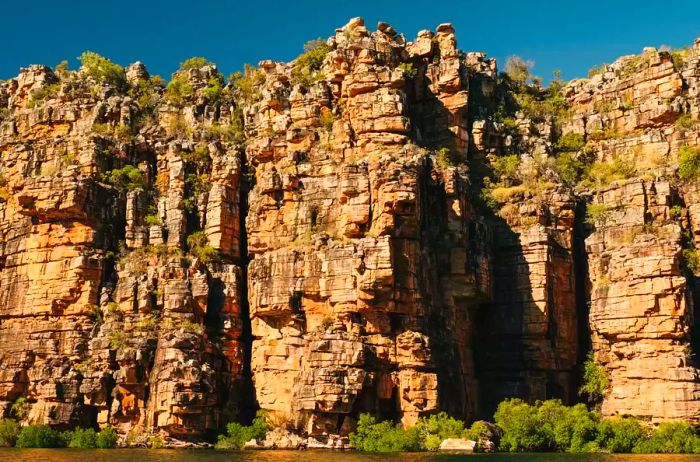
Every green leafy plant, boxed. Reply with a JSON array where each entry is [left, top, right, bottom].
[[165, 74, 194, 106], [579, 352, 610, 402], [11, 397, 30, 420], [16, 424, 65, 448], [683, 248, 700, 272], [216, 411, 271, 449], [78, 51, 127, 91], [102, 165, 145, 192], [178, 57, 213, 71], [556, 133, 585, 153], [229, 64, 266, 103], [397, 62, 418, 77], [68, 427, 97, 448], [348, 413, 422, 452], [290, 38, 330, 87], [28, 83, 60, 108], [96, 425, 118, 448], [0, 420, 20, 447], [417, 412, 465, 451], [186, 231, 219, 264], [678, 145, 700, 181]]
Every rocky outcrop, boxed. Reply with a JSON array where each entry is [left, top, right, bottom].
[[1, 17, 700, 443]]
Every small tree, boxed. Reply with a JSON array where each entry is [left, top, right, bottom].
[[579, 352, 610, 402], [79, 51, 127, 91]]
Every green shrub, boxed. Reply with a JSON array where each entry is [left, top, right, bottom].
[[581, 157, 636, 188], [596, 417, 648, 453], [148, 435, 165, 449], [683, 248, 700, 272], [165, 74, 194, 106], [463, 421, 491, 451], [417, 412, 465, 451], [588, 64, 607, 78], [397, 62, 418, 77], [216, 411, 271, 449], [96, 425, 118, 448], [0, 419, 20, 447], [503, 56, 533, 85], [108, 330, 128, 353], [579, 352, 610, 401], [555, 152, 585, 185], [435, 147, 464, 168], [186, 231, 219, 264], [678, 145, 700, 181], [633, 421, 700, 453], [203, 76, 224, 104], [230, 64, 266, 104], [291, 39, 330, 87], [103, 165, 145, 192], [182, 146, 210, 167], [492, 154, 521, 186], [78, 51, 127, 91], [144, 214, 160, 226], [348, 413, 422, 452], [28, 83, 60, 108], [494, 399, 551, 452], [68, 427, 97, 448], [546, 402, 600, 452], [556, 133, 585, 153], [11, 397, 30, 419], [179, 57, 213, 71], [16, 424, 65, 448], [676, 114, 698, 129]]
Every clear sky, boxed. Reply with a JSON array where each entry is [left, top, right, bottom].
[[1, 0, 699, 83]]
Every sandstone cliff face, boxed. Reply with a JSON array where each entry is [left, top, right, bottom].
[[0, 18, 700, 442]]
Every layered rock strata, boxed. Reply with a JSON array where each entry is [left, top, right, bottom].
[[0, 18, 700, 443]]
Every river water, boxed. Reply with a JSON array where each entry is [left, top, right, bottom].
[[0, 450, 697, 462]]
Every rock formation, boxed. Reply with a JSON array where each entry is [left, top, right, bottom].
[[0, 18, 699, 443]]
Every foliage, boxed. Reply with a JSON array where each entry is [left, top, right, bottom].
[[186, 231, 219, 264], [291, 39, 330, 87], [0, 420, 20, 447], [216, 411, 271, 449], [179, 57, 213, 71], [418, 412, 465, 451], [463, 421, 491, 451], [68, 427, 97, 448], [108, 330, 128, 353], [397, 62, 418, 77], [78, 51, 127, 91], [494, 399, 552, 452], [186, 173, 212, 196], [319, 109, 336, 131], [588, 63, 608, 78], [203, 76, 224, 104], [503, 56, 534, 85], [556, 133, 585, 153], [230, 65, 266, 105], [96, 425, 118, 448], [435, 147, 464, 168], [669, 48, 691, 71], [683, 248, 700, 272], [596, 417, 648, 453], [585, 204, 611, 226], [144, 214, 160, 226], [492, 154, 521, 186], [11, 397, 30, 419], [16, 424, 66, 448], [28, 83, 60, 108], [182, 146, 210, 167], [555, 152, 585, 186], [678, 145, 700, 181], [633, 422, 700, 453], [165, 74, 194, 106], [148, 435, 165, 449], [676, 114, 698, 129], [102, 165, 145, 192], [581, 156, 636, 189], [349, 413, 422, 452], [579, 352, 610, 402]]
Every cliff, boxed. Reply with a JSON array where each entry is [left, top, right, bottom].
[[0, 17, 699, 443]]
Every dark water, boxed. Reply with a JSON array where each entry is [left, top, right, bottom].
[[0, 450, 698, 462]]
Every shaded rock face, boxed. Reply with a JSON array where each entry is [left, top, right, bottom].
[[0, 18, 700, 441]]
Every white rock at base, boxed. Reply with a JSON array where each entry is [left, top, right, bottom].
[[438, 438, 476, 452]]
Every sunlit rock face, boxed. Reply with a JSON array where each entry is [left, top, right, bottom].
[[1, 19, 700, 442]]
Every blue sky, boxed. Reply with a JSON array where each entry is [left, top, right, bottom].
[[1, 1, 699, 83]]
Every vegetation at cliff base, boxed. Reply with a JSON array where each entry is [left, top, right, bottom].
[[0, 419, 20, 447], [0, 422, 118, 449], [579, 352, 610, 402], [216, 411, 271, 449], [349, 399, 700, 454]]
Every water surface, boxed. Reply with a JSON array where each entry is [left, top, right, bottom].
[[0, 450, 697, 462]]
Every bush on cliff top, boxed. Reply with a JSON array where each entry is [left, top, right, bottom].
[[290, 38, 330, 87], [216, 411, 271, 449], [79, 51, 127, 91]]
